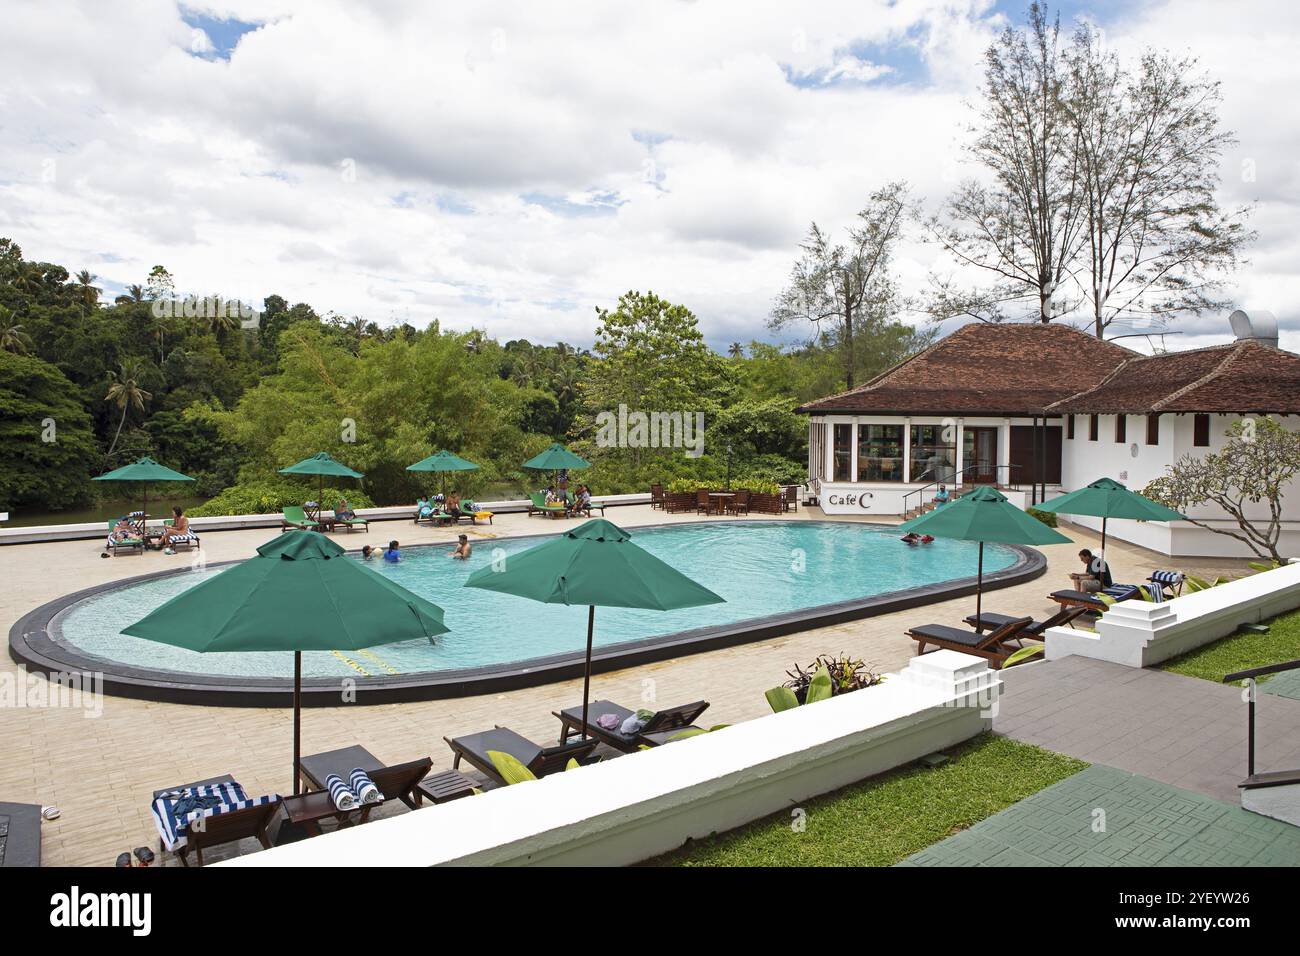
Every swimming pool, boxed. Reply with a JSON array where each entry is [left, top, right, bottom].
[[17, 520, 1041, 703]]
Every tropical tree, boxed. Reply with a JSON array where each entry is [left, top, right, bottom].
[[0, 305, 31, 354], [771, 181, 915, 390], [104, 359, 153, 457], [728, 342, 744, 358]]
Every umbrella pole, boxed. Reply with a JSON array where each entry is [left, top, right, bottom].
[[142, 483, 147, 545], [1100, 516, 1108, 570], [581, 605, 595, 740], [293, 651, 302, 795], [976, 541, 984, 623]]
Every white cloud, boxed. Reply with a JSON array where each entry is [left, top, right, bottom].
[[0, 0, 1295, 353]]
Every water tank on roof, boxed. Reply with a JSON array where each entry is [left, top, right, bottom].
[[1228, 309, 1279, 348]]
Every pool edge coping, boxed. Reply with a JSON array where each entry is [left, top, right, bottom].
[[8, 519, 1047, 707]]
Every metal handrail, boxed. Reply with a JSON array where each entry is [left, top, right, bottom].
[[1223, 658, 1300, 780], [901, 461, 1022, 514]]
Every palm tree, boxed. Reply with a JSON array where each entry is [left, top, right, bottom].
[[728, 342, 744, 358], [75, 270, 100, 312], [104, 360, 152, 457], [0, 305, 31, 354], [206, 301, 239, 340]]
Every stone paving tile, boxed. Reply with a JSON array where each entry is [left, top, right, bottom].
[[1262, 668, 1300, 701], [900, 764, 1300, 867]]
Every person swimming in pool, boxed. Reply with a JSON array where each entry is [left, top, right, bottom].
[[361, 545, 375, 561], [451, 534, 471, 560], [901, 532, 921, 545], [383, 540, 401, 563]]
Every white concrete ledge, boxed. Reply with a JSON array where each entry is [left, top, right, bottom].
[[221, 650, 998, 867], [0, 494, 651, 545], [1046, 561, 1300, 668]]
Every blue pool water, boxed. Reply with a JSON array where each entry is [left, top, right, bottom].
[[55, 521, 1017, 679]]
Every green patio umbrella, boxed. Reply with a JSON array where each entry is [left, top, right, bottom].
[[1037, 477, 1185, 568], [123, 530, 448, 793], [93, 456, 195, 538], [463, 518, 723, 737], [407, 449, 479, 500], [279, 451, 364, 511], [897, 485, 1072, 622], [522, 442, 589, 493]]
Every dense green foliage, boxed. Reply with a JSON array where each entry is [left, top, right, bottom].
[[0, 239, 929, 514], [651, 733, 1086, 866]]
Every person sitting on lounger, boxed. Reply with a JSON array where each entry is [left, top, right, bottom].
[[446, 493, 461, 512], [1069, 548, 1112, 592], [335, 498, 356, 522], [451, 534, 471, 560], [159, 507, 190, 553], [414, 496, 432, 522], [384, 540, 402, 563], [932, 485, 950, 507], [109, 521, 136, 544]]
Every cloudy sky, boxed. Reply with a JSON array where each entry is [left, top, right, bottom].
[[1, 0, 1296, 353]]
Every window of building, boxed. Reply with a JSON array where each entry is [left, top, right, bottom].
[[1115, 415, 1126, 443], [832, 423, 853, 481], [1193, 413, 1211, 447], [1146, 414, 1159, 446], [857, 424, 904, 482], [910, 424, 956, 483], [1066, 415, 1075, 440], [1088, 415, 1099, 441]]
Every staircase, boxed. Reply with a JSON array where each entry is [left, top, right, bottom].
[[1225, 660, 1300, 826], [901, 485, 975, 520]]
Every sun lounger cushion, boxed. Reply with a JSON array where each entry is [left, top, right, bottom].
[[1102, 584, 1140, 601], [907, 623, 992, 648], [165, 531, 199, 543], [150, 781, 277, 851]]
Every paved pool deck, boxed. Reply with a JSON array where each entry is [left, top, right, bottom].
[[0, 504, 1258, 866], [993, 656, 1300, 804], [901, 764, 1300, 867]]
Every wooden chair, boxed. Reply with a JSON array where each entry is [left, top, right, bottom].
[[726, 489, 750, 515], [905, 616, 1034, 669], [695, 489, 712, 515], [650, 483, 665, 509], [782, 486, 799, 512]]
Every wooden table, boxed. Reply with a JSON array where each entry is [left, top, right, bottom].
[[707, 492, 734, 515], [416, 769, 478, 805], [280, 790, 377, 837]]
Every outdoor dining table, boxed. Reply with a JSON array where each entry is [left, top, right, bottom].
[[707, 492, 734, 515]]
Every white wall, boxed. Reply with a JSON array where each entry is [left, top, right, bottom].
[[220, 651, 999, 867], [1059, 413, 1300, 558]]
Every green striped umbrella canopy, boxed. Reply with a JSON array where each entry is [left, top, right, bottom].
[[897, 485, 1071, 620], [407, 449, 480, 499], [464, 518, 723, 737], [123, 530, 448, 792], [279, 452, 365, 508], [1037, 477, 1185, 565], [93, 456, 195, 535]]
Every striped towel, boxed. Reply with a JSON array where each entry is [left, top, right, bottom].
[[150, 781, 246, 851], [166, 531, 199, 543], [1150, 570, 1183, 585], [325, 773, 358, 810], [349, 768, 381, 804], [1102, 584, 1141, 602]]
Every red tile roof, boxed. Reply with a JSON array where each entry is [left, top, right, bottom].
[[1048, 341, 1300, 415], [796, 322, 1135, 416]]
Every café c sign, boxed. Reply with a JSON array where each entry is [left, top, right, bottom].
[[825, 491, 874, 510]]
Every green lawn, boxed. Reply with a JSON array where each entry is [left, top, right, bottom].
[[1159, 608, 1300, 683], [648, 733, 1086, 867]]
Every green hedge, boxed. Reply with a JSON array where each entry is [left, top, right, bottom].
[[188, 479, 376, 518], [1026, 507, 1058, 528]]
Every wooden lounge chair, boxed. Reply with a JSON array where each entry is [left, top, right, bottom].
[[104, 519, 145, 556], [1048, 584, 1143, 614], [150, 774, 280, 867], [444, 727, 598, 787], [0, 801, 41, 866], [161, 517, 200, 552], [963, 604, 1090, 635], [566, 492, 606, 517], [460, 502, 493, 524], [553, 699, 710, 753], [332, 511, 368, 533], [906, 615, 1034, 668], [528, 492, 567, 519], [298, 745, 434, 811], [281, 505, 317, 531]]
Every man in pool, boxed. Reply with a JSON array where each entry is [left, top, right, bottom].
[[451, 534, 471, 560], [361, 545, 375, 561], [383, 540, 401, 563]]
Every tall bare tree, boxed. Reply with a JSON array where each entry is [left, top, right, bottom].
[[771, 181, 914, 390], [1062, 25, 1254, 337], [928, 3, 1085, 324]]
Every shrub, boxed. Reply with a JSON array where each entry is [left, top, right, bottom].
[[188, 478, 376, 517], [783, 654, 884, 703], [1026, 507, 1057, 528]]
